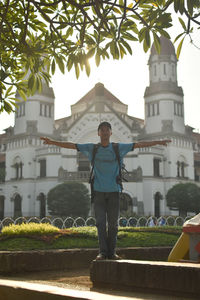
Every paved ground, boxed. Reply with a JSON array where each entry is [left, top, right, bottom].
[[0, 268, 192, 299], [0, 269, 92, 291]]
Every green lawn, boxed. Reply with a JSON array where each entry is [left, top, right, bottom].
[[0, 224, 182, 251]]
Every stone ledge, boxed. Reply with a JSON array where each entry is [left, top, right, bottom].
[[0, 247, 172, 274], [0, 279, 133, 300], [90, 259, 200, 298]]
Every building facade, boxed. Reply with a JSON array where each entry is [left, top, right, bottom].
[[0, 37, 200, 219]]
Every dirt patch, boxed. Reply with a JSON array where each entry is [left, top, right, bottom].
[[0, 268, 92, 290]]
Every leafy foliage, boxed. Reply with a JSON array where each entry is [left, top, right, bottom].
[[1, 222, 59, 235], [47, 182, 90, 218], [166, 183, 200, 216], [0, 0, 200, 113], [0, 226, 181, 250]]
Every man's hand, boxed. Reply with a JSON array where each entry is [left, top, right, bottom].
[[40, 137, 53, 145], [40, 137, 77, 149], [134, 139, 172, 149]]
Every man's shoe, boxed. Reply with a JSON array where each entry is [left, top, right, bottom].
[[95, 253, 107, 260], [108, 254, 122, 260]]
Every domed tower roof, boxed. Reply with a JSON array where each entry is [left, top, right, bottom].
[[150, 36, 176, 57]]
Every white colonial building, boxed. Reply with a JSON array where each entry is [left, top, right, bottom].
[[0, 36, 200, 219]]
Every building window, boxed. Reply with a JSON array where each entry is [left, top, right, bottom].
[[40, 103, 52, 118], [0, 162, 5, 183], [77, 153, 90, 171], [40, 103, 43, 116], [16, 103, 25, 118], [194, 161, 200, 182], [147, 102, 159, 117], [39, 159, 46, 177], [0, 195, 5, 220], [174, 102, 183, 116], [172, 64, 175, 76], [13, 194, 22, 218], [37, 193, 46, 218], [163, 64, 166, 75], [12, 157, 23, 180], [177, 158, 186, 178], [147, 103, 150, 117], [153, 158, 161, 177], [154, 65, 157, 76]]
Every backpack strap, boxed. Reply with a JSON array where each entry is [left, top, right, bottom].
[[89, 143, 100, 184], [112, 142, 124, 191], [112, 142, 121, 168]]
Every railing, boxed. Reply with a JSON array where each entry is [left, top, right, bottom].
[[0, 215, 192, 230]]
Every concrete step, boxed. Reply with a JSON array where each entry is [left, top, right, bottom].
[[0, 247, 171, 274], [90, 259, 200, 298]]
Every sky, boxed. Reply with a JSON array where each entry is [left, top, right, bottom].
[[0, 26, 200, 134]]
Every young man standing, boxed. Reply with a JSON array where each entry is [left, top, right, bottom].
[[41, 121, 171, 260]]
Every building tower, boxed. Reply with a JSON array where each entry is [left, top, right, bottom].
[[14, 83, 55, 136], [144, 36, 185, 136]]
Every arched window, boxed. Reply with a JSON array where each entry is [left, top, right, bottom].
[[12, 156, 23, 180], [13, 193, 22, 218], [39, 159, 46, 177], [37, 193, 46, 218], [0, 195, 5, 220], [153, 158, 161, 177], [154, 192, 163, 218], [0, 161, 5, 183], [177, 156, 187, 178]]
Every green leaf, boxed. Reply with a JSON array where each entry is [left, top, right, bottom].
[[66, 27, 73, 38], [110, 41, 119, 59], [67, 58, 73, 72], [157, 29, 170, 39], [176, 36, 185, 59], [122, 32, 138, 41], [178, 17, 187, 31], [153, 32, 160, 54], [174, 32, 185, 44], [86, 48, 95, 59], [118, 43, 126, 59], [187, 0, 193, 15], [18, 90, 27, 101], [95, 52, 101, 66], [28, 75, 35, 90], [56, 57, 65, 74], [138, 28, 146, 43], [120, 39, 132, 55], [145, 30, 151, 48], [143, 38, 149, 53], [85, 60, 91, 77], [75, 63, 80, 79], [51, 59, 56, 75], [4, 100, 14, 113], [5, 86, 13, 98], [113, 7, 122, 14]]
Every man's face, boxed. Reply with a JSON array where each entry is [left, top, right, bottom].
[[98, 126, 112, 139]]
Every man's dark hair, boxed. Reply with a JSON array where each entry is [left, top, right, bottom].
[[98, 121, 112, 131]]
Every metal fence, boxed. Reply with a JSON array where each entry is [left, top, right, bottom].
[[0, 215, 192, 230]]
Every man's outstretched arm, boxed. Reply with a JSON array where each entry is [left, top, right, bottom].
[[40, 137, 77, 149], [134, 139, 171, 149]]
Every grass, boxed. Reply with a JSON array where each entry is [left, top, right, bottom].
[[0, 223, 182, 251]]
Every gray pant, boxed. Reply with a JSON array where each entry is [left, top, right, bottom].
[[93, 191, 120, 257]]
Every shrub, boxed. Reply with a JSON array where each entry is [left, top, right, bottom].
[[1, 222, 59, 236]]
